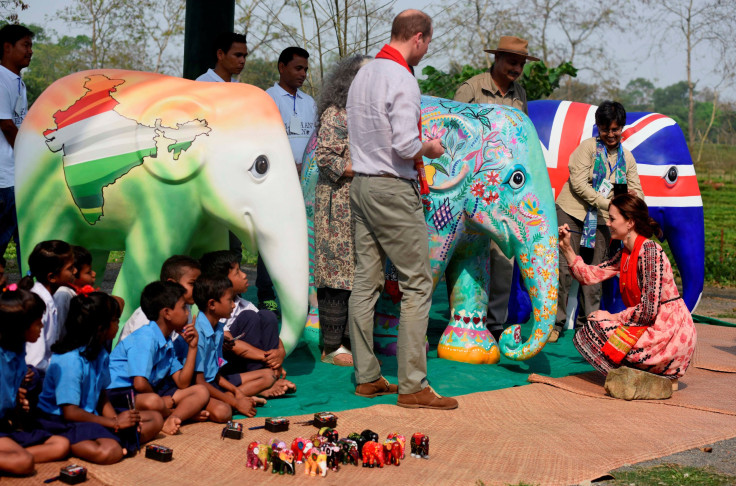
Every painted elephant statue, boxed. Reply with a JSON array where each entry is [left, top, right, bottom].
[[361, 440, 385, 468], [337, 438, 359, 465], [304, 447, 327, 476], [383, 439, 402, 466], [246, 442, 261, 469], [15, 70, 309, 352], [505, 100, 704, 325], [301, 95, 559, 363]]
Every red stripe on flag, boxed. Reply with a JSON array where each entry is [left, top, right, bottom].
[[639, 175, 701, 197], [622, 113, 668, 141]]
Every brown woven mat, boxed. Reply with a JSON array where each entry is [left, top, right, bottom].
[[692, 323, 736, 372], [529, 366, 736, 416], [6, 384, 736, 486]]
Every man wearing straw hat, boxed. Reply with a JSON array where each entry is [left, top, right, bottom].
[[454, 36, 539, 344]]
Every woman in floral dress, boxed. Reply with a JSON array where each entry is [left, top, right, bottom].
[[314, 55, 371, 366], [559, 193, 696, 384]]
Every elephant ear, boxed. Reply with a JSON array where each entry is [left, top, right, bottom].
[[138, 96, 212, 183]]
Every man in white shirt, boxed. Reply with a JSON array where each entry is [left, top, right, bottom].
[[265, 47, 316, 174], [0, 24, 32, 264], [195, 32, 248, 83], [346, 10, 457, 410]]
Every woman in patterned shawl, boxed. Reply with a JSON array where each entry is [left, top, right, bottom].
[[314, 55, 371, 366], [559, 193, 696, 386]]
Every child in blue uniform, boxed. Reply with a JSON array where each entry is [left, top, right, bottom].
[[53, 245, 99, 339], [191, 275, 265, 422], [0, 287, 69, 475], [38, 292, 163, 464], [108, 281, 209, 435]]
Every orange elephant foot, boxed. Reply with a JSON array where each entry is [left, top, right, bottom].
[[437, 343, 500, 364]]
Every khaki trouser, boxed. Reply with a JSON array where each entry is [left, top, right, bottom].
[[555, 206, 611, 332], [348, 175, 432, 395], [487, 240, 513, 332]]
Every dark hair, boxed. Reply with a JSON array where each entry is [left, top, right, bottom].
[[71, 245, 92, 277], [0, 24, 33, 51], [0, 289, 46, 353], [199, 250, 239, 279], [390, 10, 432, 42], [213, 32, 246, 56], [595, 100, 626, 128], [193, 274, 232, 310], [140, 281, 186, 322], [317, 55, 371, 121], [160, 255, 201, 282], [0, 255, 6, 267], [610, 193, 662, 239], [52, 292, 120, 361], [19, 240, 73, 288], [278, 46, 309, 67]]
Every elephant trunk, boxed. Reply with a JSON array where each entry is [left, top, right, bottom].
[[499, 235, 559, 361]]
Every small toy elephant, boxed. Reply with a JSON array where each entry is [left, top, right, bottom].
[[410, 433, 429, 459], [361, 441, 385, 468], [387, 433, 406, 459], [337, 438, 359, 466], [246, 442, 261, 469], [348, 432, 367, 455], [383, 439, 401, 466], [291, 437, 312, 464], [271, 447, 295, 475], [319, 427, 339, 443], [304, 447, 327, 477], [322, 442, 341, 471]]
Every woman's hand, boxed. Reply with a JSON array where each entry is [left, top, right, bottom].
[[588, 310, 614, 321], [558, 224, 578, 265]]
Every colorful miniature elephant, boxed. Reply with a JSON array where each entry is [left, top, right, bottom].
[[15, 70, 309, 351], [523, 100, 704, 322], [410, 433, 429, 459], [304, 447, 327, 477], [256, 443, 272, 471], [383, 439, 402, 466], [318, 427, 339, 443], [337, 438, 359, 465], [246, 442, 261, 469], [271, 447, 295, 475], [322, 442, 341, 471], [291, 437, 311, 464], [387, 433, 406, 459], [302, 95, 558, 363], [361, 440, 385, 468], [347, 432, 367, 455]]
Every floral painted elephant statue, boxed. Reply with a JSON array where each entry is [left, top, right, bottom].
[[504, 100, 705, 325], [302, 95, 559, 363], [15, 70, 309, 351], [304, 447, 327, 476], [361, 441, 385, 468]]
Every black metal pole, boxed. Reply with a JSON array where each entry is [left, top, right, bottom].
[[182, 0, 236, 80]]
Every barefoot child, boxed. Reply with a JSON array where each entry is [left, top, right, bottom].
[[108, 282, 209, 434], [199, 251, 295, 398], [191, 275, 266, 422], [119, 255, 201, 340], [37, 292, 161, 464], [0, 287, 69, 475]]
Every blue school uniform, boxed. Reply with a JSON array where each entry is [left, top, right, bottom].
[[194, 312, 226, 384], [0, 347, 53, 446], [35, 348, 120, 446], [108, 321, 183, 390]]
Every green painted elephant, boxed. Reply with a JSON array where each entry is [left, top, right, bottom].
[[15, 70, 309, 352], [302, 95, 558, 363]]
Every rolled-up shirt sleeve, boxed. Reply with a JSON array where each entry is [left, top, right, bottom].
[[387, 82, 422, 161]]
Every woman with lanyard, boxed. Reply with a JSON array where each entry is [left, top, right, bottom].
[[558, 193, 696, 387], [550, 101, 644, 343]]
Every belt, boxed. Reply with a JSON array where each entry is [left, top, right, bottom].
[[357, 173, 413, 182]]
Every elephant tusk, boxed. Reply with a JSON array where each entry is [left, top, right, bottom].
[[429, 165, 469, 191]]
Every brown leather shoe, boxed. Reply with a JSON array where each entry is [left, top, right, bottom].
[[355, 376, 398, 398], [397, 386, 458, 410]]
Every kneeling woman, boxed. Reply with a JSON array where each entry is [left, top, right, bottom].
[[558, 193, 696, 383]]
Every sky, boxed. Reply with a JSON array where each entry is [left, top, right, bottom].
[[15, 0, 735, 102]]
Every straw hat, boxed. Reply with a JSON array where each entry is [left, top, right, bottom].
[[484, 36, 539, 61]]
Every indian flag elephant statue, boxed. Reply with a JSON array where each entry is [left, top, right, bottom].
[[15, 70, 309, 353], [302, 95, 559, 364]]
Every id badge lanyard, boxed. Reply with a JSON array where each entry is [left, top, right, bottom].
[[288, 92, 301, 135]]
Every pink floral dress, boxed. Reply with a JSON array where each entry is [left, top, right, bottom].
[[571, 239, 697, 378]]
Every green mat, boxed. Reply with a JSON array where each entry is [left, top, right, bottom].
[[238, 281, 594, 420]]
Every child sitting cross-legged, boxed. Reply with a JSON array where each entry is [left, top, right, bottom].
[[199, 251, 296, 398], [191, 275, 268, 422], [107, 282, 210, 435], [0, 287, 69, 475], [37, 292, 161, 464]]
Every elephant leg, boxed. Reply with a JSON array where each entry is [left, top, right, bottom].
[[439, 234, 499, 364]]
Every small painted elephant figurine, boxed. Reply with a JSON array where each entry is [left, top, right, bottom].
[[271, 448, 295, 475], [348, 432, 367, 455], [291, 437, 312, 464], [410, 433, 429, 459], [304, 447, 327, 477], [319, 427, 339, 443], [387, 433, 406, 459], [361, 441, 385, 468], [246, 442, 261, 469], [256, 443, 272, 470], [337, 438, 359, 465], [383, 439, 402, 466], [322, 442, 341, 471]]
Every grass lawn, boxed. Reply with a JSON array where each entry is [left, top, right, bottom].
[[609, 464, 735, 485]]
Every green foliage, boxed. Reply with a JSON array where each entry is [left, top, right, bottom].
[[419, 61, 576, 102], [519, 61, 577, 101], [700, 179, 736, 285], [611, 464, 735, 485], [238, 57, 280, 91]]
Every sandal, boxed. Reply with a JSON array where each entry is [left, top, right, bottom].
[[321, 345, 354, 367]]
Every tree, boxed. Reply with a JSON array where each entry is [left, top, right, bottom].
[[644, 0, 736, 148], [0, 0, 28, 23]]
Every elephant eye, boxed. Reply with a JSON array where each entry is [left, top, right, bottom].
[[249, 155, 269, 179], [664, 165, 678, 186], [507, 169, 526, 190]]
